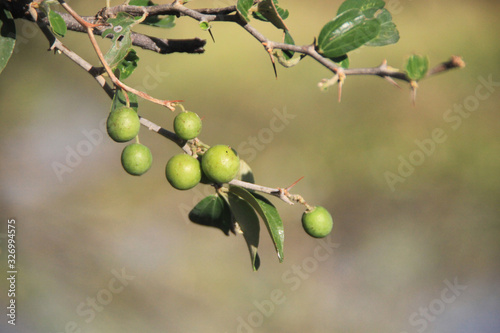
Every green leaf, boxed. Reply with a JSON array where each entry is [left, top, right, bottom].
[[102, 13, 144, 68], [229, 186, 284, 262], [237, 159, 255, 184], [143, 15, 175, 28], [316, 9, 381, 59], [366, 9, 399, 46], [337, 0, 385, 18], [105, 32, 132, 69], [199, 21, 210, 31], [188, 195, 232, 235], [336, 55, 350, 69], [111, 88, 139, 112], [253, 0, 289, 22], [115, 49, 139, 80], [128, 0, 154, 5], [0, 6, 16, 75], [237, 0, 254, 22], [405, 54, 429, 81], [253, 0, 289, 30], [226, 192, 261, 271], [283, 30, 295, 60], [48, 10, 67, 37], [128, 0, 175, 28]]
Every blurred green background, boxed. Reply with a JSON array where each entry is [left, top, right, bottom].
[[1, 0, 499, 332]]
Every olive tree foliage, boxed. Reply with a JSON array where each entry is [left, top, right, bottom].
[[0, 0, 464, 270]]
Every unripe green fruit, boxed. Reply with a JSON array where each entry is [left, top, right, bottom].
[[107, 107, 140, 142], [301, 206, 333, 238], [165, 154, 201, 190], [121, 143, 153, 176], [201, 145, 240, 183], [173, 111, 202, 140]]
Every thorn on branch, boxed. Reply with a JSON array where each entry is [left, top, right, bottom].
[[263, 42, 278, 79]]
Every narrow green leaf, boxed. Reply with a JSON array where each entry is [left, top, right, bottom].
[[226, 192, 261, 271], [337, 0, 385, 18], [283, 30, 295, 60], [111, 88, 139, 112], [48, 10, 67, 37], [405, 54, 429, 81], [188, 195, 232, 235], [237, 0, 254, 22], [229, 186, 284, 262], [366, 9, 399, 46], [0, 6, 16, 75], [317, 9, 381, 59]]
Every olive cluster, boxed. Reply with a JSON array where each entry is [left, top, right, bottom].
[[165, 111, 240, 190], [106, 107, 332, 238], [106, 107, 240, 188]]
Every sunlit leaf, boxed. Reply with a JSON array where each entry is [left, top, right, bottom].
[[366, 9, 399, 46], [317, 9, 380, 59], [105, 32, 132, 69], [48, 10, 67, 37], [337, 0, 385, 18], [237, 0, 254, 22], [405, 54, 429, 81], [0, 7, 16, 75], [102, 13, 143, 68]]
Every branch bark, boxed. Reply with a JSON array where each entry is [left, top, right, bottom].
[[46, 12, 206, 54]]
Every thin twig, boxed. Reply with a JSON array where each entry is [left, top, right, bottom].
[[50, 13, 206, 54], [31, 5, 114, 98], [58, 0, 181, 110]]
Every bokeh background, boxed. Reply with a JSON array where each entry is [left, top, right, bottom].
[[1, 0, 499, 332]]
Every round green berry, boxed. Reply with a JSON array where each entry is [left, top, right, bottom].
[[165, 154, 201, 190], [201, 145, 240, 183], [301, 206, 333, 238], [121, 143, 153, 176], [107, 107, 140, 142], [173, 111, 202, 140]]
